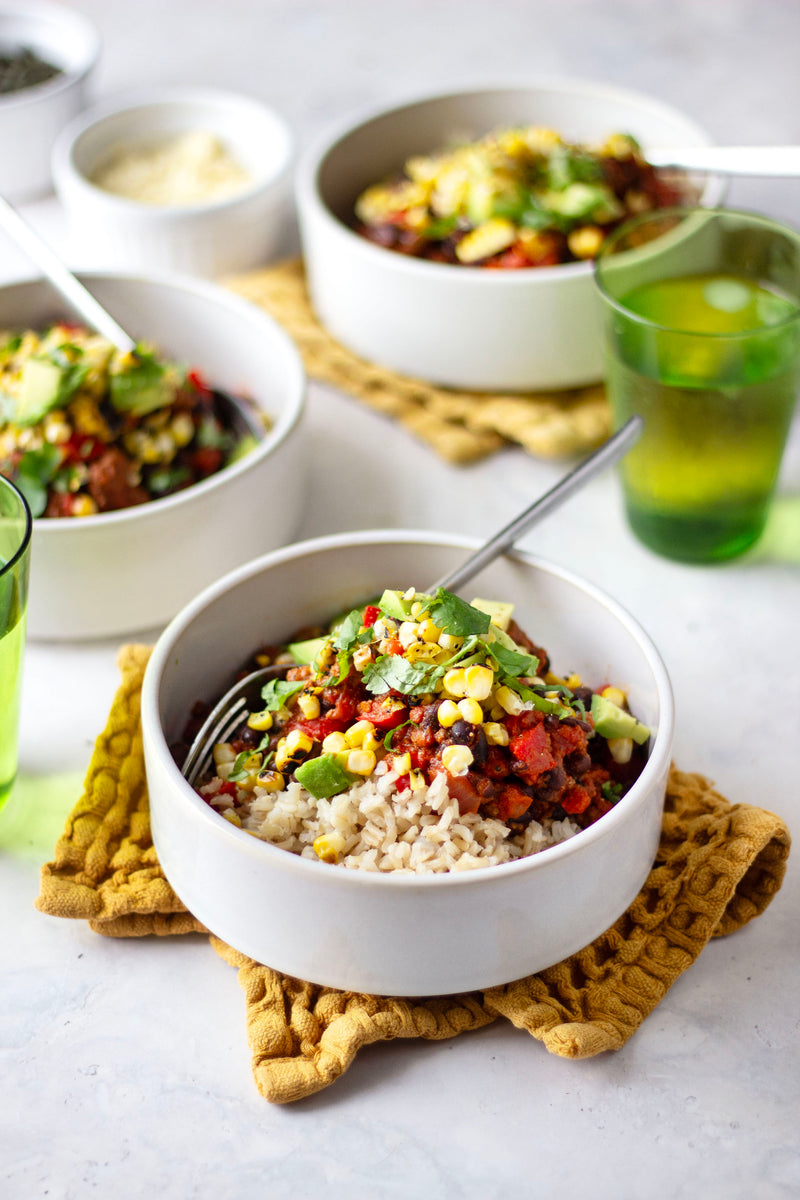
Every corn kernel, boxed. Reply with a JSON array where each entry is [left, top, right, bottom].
[[408, 769, 425, 791], [457, 698, 484, 725], [393, 752, 412, 776], [442, 668, 468, 698], [256, 768, 285, 791], [255, 653, 272, 667], [398, 621, 420, 648], [347, 749, 377, 776], [275, 729, 313, 770], [402, 587, 416, 602], [405, 641, 443, 664], [212, 743, 235, 767], [322, 731, 347, 753], [608, 737, 633, 764], [362, 731, 381, 754], [344, 720, 376, 748], [71, 494, 98, 517], [483, 721, 510, 746], [495, 685, 526, 715], [438, 632, 464, 651], [286, 729, 312, 754], [221, 810, 242, 827], [352, 645, 373, 671], [601, 686, 627, 708], [246, 709, 273, 732], [567, 225, 604, 260], [410, 601, 424, 618], [313, 832, 346, 863], [437, 699, 460, 728], [241, 751, 263, 773], [170, 412, 195, 447], [464, 664, 494, 700], [442, 744, 474, 776], [297, 692, 321, 719], [418, 619, 441, 643]]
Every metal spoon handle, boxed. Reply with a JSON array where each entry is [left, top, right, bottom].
[[430, 415, 643, 594], [0, 196, 136, 353], [647, 145, 800, 177]]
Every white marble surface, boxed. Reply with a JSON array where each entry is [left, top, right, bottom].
[[2, 2, 800, 1197]]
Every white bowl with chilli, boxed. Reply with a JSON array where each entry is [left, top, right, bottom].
[[142, 530, 674, 996], [0, 271, 306, 640], [296, 79, 724, 392]]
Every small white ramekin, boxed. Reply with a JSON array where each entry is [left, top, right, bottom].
[[52, 87, 295, 278], [0, 1, 99, 201]]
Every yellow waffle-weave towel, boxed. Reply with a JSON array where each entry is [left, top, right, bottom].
[[36, 646, 791, 1104]]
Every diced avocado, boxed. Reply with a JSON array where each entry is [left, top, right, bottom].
[[295, 754, 357, 799], [378, 588, 419, 621], [287, 635, 329, 666], [16, 358, 65, 426], [109, 355, 178, 416], [469, 597, 515, 631], [591, 693, 650, 745]]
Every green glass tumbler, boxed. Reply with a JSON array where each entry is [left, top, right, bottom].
[[0, 475, 32, 809], [594, 207, 800, 562]]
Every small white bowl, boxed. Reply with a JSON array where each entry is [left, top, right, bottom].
[[52, 87, 294, 278], [296, 80, 724, 392], [0, 1, 99, 201], [0, 271, 306, 641], [142, 531, 674, 997]]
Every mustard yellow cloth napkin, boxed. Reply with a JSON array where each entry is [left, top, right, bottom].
[[36, 645, 791, 1104], [224, 258, 611, 464]]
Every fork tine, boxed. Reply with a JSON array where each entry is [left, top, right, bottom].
[[180, 663, 290, 786]]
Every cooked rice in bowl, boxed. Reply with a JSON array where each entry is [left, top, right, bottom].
[[201, 761, 581, 874]]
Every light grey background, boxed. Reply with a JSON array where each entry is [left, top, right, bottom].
[[3, 2, 800, 1199]]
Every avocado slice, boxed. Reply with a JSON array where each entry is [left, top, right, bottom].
[[469, 597, 514, 631], [591, 693, 651, 744], [287, 635, 329, 666], [16, 358, 65, 426], [109, 354, 179, 417], [294, 754, 357, 799], [378, 588, 419, 621]]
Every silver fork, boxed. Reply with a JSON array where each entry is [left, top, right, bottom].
[[180, 415, 643, 788], [181, 663, 292, 786]]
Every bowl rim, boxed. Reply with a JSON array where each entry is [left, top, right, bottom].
[[143, 528, 675, 891], [295, 76, 724, 286], [51, 85, 295, 216], [0, 0, 100, 107], [0, 267, 306, 534]]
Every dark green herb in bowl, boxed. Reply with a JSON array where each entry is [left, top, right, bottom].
[[0, 46, 62, 96]]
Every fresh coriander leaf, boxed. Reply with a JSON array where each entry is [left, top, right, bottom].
[[14, 443, 63, 516], [383, 719, 413, 750], [485, 640, 539, 680], [427, 589, 491, 637], [601, 781, 623, 805], [227, 750, 252, 782], [148, 465, 192, 494], [260, 678, 303, 710], [362, 655, 432, 697], [332, 609, 364, 651]]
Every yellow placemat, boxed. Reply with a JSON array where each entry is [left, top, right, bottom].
[[224, 258, 611, 464], [36, 646, 791, 1104]]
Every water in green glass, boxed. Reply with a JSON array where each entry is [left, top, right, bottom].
[[607, 272, 800, 561], [0, 566, 26, 809]]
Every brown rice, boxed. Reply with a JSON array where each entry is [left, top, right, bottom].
[[201, 761, 580, 874]]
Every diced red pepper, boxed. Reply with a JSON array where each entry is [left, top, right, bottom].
[[191, 447, 223, 477], [509, 723, 556, 779], [356, 696, 408, 729], [62, 433, 105, 464], [186, 368, 213, 400], [496, 783, 534, 821], [384, 636, 405, 656], [218, 781, 238, 798], [363, 605, 380, 628], [561, 786, 591, 815], [291, 716, 349, 742]]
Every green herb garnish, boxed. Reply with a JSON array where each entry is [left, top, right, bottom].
[[260, 678, 304, 710]]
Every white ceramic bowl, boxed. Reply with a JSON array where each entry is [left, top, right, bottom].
[[0, 1, 99, 201], [0, 271, 306, 640], [296, 80, 724, 392], [142, 531, 674, 997], [52, 87, 294, 278]]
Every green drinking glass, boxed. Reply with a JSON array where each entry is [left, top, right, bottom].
[[594, 207, 800, 562], [0, 475, 32, 809]]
